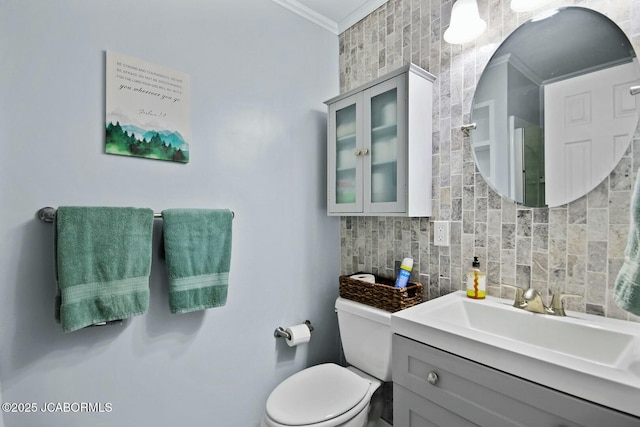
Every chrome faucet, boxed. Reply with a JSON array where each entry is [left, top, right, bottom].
[[522, 288, 547, 314], [503, 285, 580, 316]]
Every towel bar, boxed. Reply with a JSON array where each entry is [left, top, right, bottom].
[[91, 320, 124, 327], [37, 207, 234, 223]]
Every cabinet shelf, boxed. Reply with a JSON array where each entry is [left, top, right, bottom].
[[336, 134, 356, 144], [371, 160, 397, 168], [336, 166, 357, 173], [371, 123, 397, 135]]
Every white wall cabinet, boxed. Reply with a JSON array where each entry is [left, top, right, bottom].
[[392, 334, 640, 426], [325, 64, 435, 217]]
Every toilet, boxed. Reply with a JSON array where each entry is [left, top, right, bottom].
[[261, 297, 392, 427]]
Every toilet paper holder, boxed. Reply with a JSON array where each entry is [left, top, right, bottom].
[[274, 320, 314, 340]]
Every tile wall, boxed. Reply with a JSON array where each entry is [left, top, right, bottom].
[[338, 0, 640, 320]]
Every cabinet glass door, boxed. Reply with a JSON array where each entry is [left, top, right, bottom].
[[328, 93, 363, 214], [335, 103, 358, 204], [370, 88, 398, 203], [365, 75, 406, 213]]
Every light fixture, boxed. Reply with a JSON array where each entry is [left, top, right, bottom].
[[444, 0, 487, 45], [510, 0, 551, 13]]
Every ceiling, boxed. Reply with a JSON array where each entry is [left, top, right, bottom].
[[272, 0, 388, 34], [496, 7, 635, 84]]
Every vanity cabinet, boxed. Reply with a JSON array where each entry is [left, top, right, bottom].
[[392, 334, 640, 427], [325, 64, 435, 217]]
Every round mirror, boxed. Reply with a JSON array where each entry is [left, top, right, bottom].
[[470, 7, 640, 208]]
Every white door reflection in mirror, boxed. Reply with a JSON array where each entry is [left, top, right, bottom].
[[545, 59, 639, 207]]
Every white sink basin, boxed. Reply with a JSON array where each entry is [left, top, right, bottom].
[[428, 295, 635, 365], [391, 291, 640, 417]]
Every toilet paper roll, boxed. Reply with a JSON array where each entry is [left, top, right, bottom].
[[285, 324, 311, 347], [350, 273, 376, 283]]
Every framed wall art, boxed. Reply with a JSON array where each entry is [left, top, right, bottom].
[[105, 51, 190, 163]]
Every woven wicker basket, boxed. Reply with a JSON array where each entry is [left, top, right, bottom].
[[339, 274, 423, 312]]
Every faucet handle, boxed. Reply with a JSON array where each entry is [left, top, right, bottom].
[[549, 293, 581, 316], [502, 284, 526, 308]]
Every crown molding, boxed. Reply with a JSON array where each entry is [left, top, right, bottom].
[[337, 0, 388, 33], [272, 0, 388, 35], [272, 0, 339, 34]]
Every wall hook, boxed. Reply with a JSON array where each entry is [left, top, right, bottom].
[[461, 123, 477, 137]]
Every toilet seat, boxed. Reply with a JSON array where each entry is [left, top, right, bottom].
[[264, 363, 373, 427]]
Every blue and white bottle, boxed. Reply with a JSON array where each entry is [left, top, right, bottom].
[[394, 258, 414, 288]]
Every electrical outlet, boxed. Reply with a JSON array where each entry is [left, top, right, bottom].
[[434, 221, 450, 247]]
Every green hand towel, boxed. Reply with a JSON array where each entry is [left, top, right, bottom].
[[614, 172, 640, 316], [56, 206, 154, 332], [161, 209, 233, 313]]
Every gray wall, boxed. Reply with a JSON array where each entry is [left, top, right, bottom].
[[339, 0, 640, 321], [0, 1, 340, 426], [0, 380, 3, 427]]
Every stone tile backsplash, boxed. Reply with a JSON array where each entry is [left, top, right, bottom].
[[339, 0, 640, 321]]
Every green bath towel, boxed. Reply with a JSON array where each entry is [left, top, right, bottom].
[[56, 206, 154, 332], [161, 209, 233, 313], [614, 172, 640, 316]]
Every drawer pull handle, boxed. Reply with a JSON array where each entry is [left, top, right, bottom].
[[427, 371, 439, 385]]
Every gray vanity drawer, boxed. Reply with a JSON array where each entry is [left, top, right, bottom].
[[393, 334, 640, 427], [394, 384, 479, 427]]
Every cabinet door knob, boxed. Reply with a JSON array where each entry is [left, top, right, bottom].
[[427, 371, 439, 385], [362, 148, 369, 155], [354, 149, 362, 156]]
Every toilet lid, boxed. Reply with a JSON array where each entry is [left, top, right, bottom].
[[266, 363, 370, 426]]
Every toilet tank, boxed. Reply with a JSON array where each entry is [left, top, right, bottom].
[[335, 297, 392, 381]]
